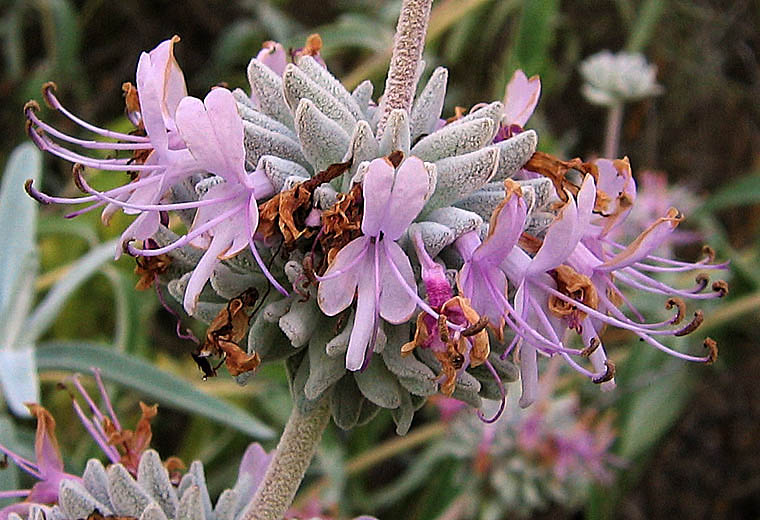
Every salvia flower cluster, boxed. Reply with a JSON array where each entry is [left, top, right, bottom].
[[25, 36, 726, 430]]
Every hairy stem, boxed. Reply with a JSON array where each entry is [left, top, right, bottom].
[[376, 0, 434, 138], [604, 103, 624, 158], [240, 400, 330, 520]]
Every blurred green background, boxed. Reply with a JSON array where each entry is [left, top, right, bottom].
[[1, 0, 759, 518]]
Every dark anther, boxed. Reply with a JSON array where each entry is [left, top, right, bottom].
[[665, 297, 686, 325], [462, 316, 489, 337], [694, 273, 710, 292], [302, 254, 318, 286], [72, 163, 87, 192], [712, 280, 729, 297], [23, 100, 40, 115], [581, 337, 600, 357], [0, 453, 8, 469], [703, 338, 718, 364], [437, 313, 450, 343], [593, 360, 616, 384], [702, 245, 716, 263], [387, 150, 404, 168], [674, 310, 704, 337], [41, 82, 59, 109], [191, 352, 216, 380]]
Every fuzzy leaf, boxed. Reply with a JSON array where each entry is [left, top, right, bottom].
[[83, 459, 114, 511], [177, 485, 204, 520], [283, 64, 357, 134], [279, 298, 320, 348], [425, 207, 484, 240], [258, 155, 310, 192], [304, 321, 346, 400], [382, 327, 437, 396], [411, 118, 494, 163], [351, 80, 374, 117], [490, 130, 538, 181], [330, 375, 364, 430], [354, 357, 402, 409], [236, 102, 296, 140], [139, 503, 169, 520], [449, 101, 503, 130], [242, 120, 309, 170], [246, 58, 293, 129], [298, 56, 364, 121], [391, 389, 415, 435], [342, 120, 379, 187], [294, 99, 351, 172], [108, 464, 153, 517], [137, 450, 179, 519], [423, 147, 500, 213], [248, 311, 299, 363], [378, 109, 410, 157], [454, 189, 508, 220], [410, 67, 448, 140], [60, 480, 113, 519], [407, 222, 455, 259], [187, 461, 213, 520]]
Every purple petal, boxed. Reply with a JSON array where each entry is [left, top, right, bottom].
[[147, 36, 188, 131], [183, 231, 233, 314], [175, 88, 247, 185], [518, 342, 538, 408], [378, 240, 417, 323], [527, 197, 578, 275], [346, 256, 378, 371], [473, 186, 527, 265], [256, 42, 288, 78], [381, 157, 433, 241], [503, 70, 541, 127], [136, 52, 169, 154], [317, 236, 369, 316], [597, 209, 681, 271], [361, 158, 395, 237], [238, 443, 272, 495]]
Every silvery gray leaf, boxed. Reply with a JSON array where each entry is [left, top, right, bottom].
[[246, 58, 293, 129], [152, 228, 202, 269], [232, 88, 257, 111], [236, 102, 296, 140], [354, 357, 402, 409], [177, 486, 204, 520], [82, 459, 114, 511], [519, 184, 536, 214], [294, 99, 351, 172], [356, 399, 380, 426], [243, 121, 309, 170], [283, 257, 304, 285], [391, 389, 415, 435], [489, 130, 538, 182], [177, 473, 196, 499], [377, 109, 410, 157], [139, 503, 169, 520], [297, 56, 364, 122], [411, 118, 494, 163], [261, 297, 291, 323], [283, 64, 357, 134], [292, 352, 322, 415], [59, 479, 113, 520], [425, 207, 484, 241], [213, 489, 238, 520], [192, 302, 226, 324], [247, 311, 297, 363], [187, 461, 213, 520], [279, 298, 319, 348], [422, 147, 499, 213], [137, 450, 179, 519], [452, 371, 482, 408], [517, 177, 556, 209], [330, 375, 364, 430], [342, 121, 378, 187], [304, 322, 346, 400], [410, 67, 448, 140], [107, 464, 154, 518], [281, 175, 308, 192], [313, 182, 339, 210], [351, 80, 374, 116], [407, 222, 454, 258], [448, 101, 503, 131], [382, 325, 437, 397], [526, 211, 556, 236], [397, 375, 437, 397], [194, 176, 224, 199], [258, 155, 310, 192], [210, 263, 265, 300], [325, 311, 352, 357], [454, 189, 508, 220]]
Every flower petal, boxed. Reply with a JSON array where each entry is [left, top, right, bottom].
[[361, 158, 395, 237], [147, 36, 188, 131], [381, 157, 433, 241], [503, 70, 541, 127], [256, 42, 288, 77], [473, 182, 527, 265], [527, 196, 578, 275], [379, 240, 417, 323], [183, 231, 233, 314], [175, 88, 246, 185], [346, 260, 378, 371], [317, 236, 369, 316]]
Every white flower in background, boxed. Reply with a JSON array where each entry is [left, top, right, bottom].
[[580, 50, 664, 107]]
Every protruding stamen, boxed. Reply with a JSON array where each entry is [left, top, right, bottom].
[[462, 316, 489, 337], [477, 360, 506, 424], [581, 337, 600, 357], [592, 360, 616, 384], [702, 245, 716, 263], [665, 297, 686, 325], [704, 338, 718, 364], [673, 310, 704, 337], [712, 280, 729, 297], [438, 313, 450, 343]]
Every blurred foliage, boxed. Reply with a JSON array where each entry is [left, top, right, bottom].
[[1, 0, 758, 518]]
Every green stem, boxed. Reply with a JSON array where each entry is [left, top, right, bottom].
[[376, 0, 434, 137], [604, 103, 624, 158], [240, 400, 330, 520]]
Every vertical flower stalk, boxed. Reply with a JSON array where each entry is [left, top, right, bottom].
[[240, 400, 331, 520], [376, 0, 433, 138]]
